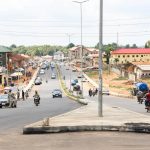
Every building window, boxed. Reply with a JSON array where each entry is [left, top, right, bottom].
[[118, 55, 120, 58], [127, 55, 130, 57], [141, 55, 143, 57], [136, 55, 138, 57], [123, 55, 125, 58], [0, 61, 2, 66], [132, 55, 135, 57]]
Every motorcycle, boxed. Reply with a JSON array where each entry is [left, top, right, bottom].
[[34, 96, 40, 106], [137, 97, 144, 104], [144, 99, 150, 112]]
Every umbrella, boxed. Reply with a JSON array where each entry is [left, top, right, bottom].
[[10, 72, 23, 77]]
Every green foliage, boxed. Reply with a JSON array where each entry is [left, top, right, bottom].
[[95, 42, 118, 64], [67, 43, 75, 49], [145, 40, 150, 48], [12, 45, 68, 56]]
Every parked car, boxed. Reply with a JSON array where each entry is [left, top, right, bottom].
[[0, 94, 9, 108], [51, 73, 56, 79], [52, 89, 62, 98]]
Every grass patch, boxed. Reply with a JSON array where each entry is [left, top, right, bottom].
[[112, 76, 127, 81], [56, 65, 82, 100]]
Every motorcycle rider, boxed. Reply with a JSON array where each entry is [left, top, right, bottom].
[[33, 90, 40, 104], [145, 90, 150, 108]]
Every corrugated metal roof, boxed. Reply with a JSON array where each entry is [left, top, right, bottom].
[[0, 46, 11, 52], [137, 65, 150, 71], [112, 48, 150, 54]]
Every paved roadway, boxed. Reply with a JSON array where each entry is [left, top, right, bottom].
[[0, 66, 81, 133], [60, 63, 150, 116]]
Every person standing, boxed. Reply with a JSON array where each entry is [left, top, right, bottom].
[[22, 90, 25, 100], [25, 91, 29, 99], [89, 88, 92, 97], [17, 89, 20, 100]]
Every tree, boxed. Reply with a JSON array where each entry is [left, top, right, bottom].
[[131, 44, 138, 48], [67, 43, 75, 49], [114, 58, 119, 65], [10, 44, 17, 49], [145, 40, 150, 48], [125, 44, 130, 48]]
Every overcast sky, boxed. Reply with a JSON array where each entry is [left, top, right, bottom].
[[0, 0, 150, 47]]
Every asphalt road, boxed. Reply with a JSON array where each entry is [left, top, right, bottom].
[[60, 63, 150, 116], [0, 66, 81, 133]]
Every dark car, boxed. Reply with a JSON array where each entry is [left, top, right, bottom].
[[0, 94, 9, 108], [52, 89, 62, 98]]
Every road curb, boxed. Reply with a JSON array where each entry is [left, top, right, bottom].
[[23, 123, 150, 134]]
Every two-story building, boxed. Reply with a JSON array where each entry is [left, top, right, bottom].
[[110, 48, 150, 65], [69, 45, 99, 60], [53, 51, 64, 61]]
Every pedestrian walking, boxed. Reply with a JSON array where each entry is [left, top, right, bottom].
[[25, 91, 29, 99], [95, 88, 98, 95], [22, 90, 25, 100], [92, 88, 96, 97], [89, 88, 92, 97], [17, 89, 20, 100]]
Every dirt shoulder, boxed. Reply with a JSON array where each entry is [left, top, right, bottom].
[[86, 70, 133, 96]]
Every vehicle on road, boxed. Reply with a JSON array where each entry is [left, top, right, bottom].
[[81, 78, 87, 82], [102, 88, 110, 95], [78, 74, 83, 78], [0, 94, 17, 108], [0, 94, 9, 108], [34, 96, 40, 106], [72, 68, 77, 72], [52, 89, 62, 98], [39, 69, 45, 74], [71, 80, 76, 86], [34, 79, 42, 85], [51, 73, 56, 79]]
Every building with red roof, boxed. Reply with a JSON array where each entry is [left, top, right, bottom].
[[110, 48, 150, 65]]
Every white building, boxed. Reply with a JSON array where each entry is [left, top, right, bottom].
[[53, 51, 64, 61]]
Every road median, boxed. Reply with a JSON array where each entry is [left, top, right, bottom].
[[56, 65, 88, 105]]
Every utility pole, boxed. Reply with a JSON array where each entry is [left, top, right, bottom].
[[66, 34, 73, 91], [6, 53, 9, 86], [73, 0, 89, 98], [98, 0, 103, 117]]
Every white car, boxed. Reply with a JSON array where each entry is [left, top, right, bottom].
[[39, 69, 45, 74]]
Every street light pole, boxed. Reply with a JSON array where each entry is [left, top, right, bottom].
[[73, 0, 89, 98], [66, 34, 73, 91], [98, 0, 103, 117]]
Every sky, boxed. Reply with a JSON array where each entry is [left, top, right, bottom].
[[0, 0, 150, 47]]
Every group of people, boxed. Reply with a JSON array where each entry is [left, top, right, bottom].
[[88, 88, 98, 97], [17, 89, 29, 100]]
